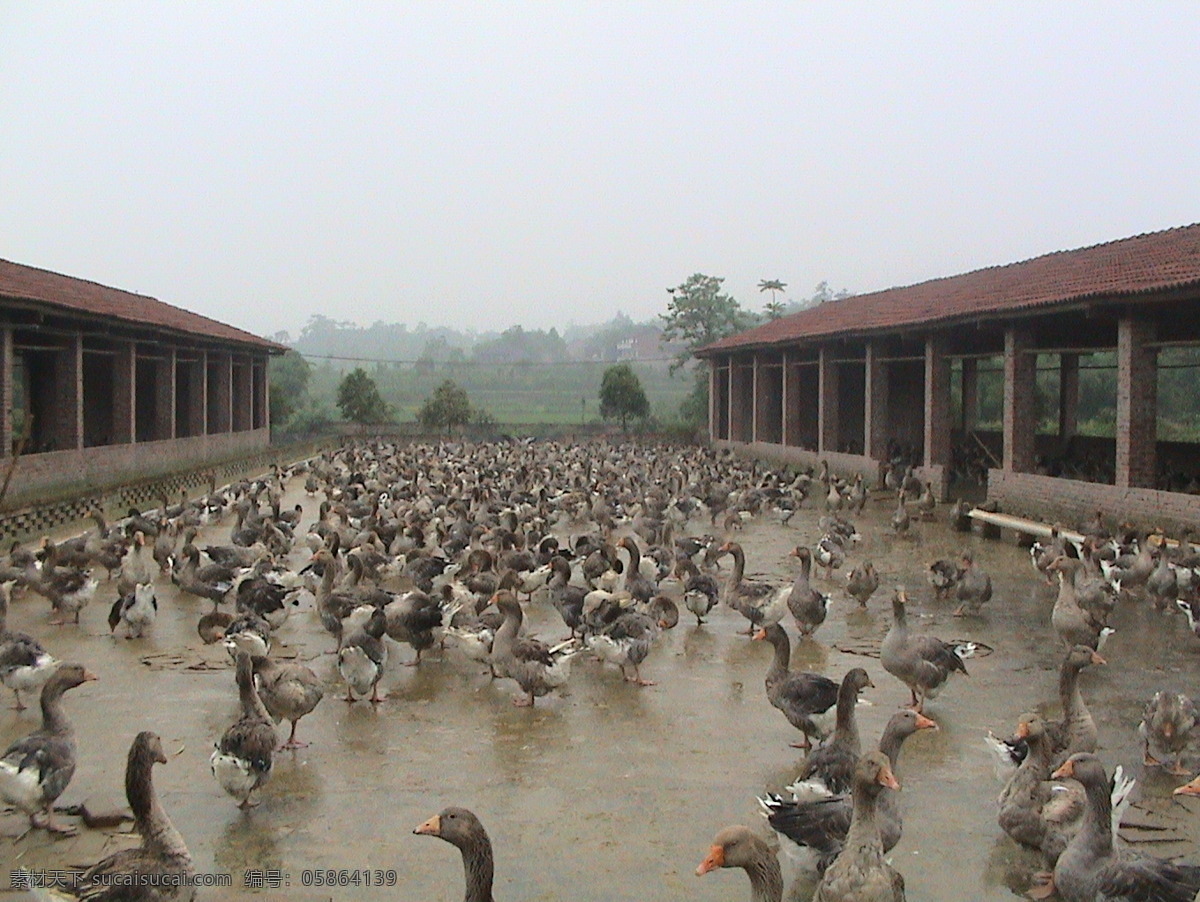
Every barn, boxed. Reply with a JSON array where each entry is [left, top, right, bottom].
[[0, 259, 282, 508], [696, 224, 1200, 530]]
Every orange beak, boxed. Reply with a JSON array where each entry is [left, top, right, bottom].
[[1164, 722, 1175, 739], [1051, 759, 1075, 780], [413, 814, 441, 836], [696, 844, 724, 875], [915, 713, 938, 731], [1173, 776, 1200, 797], [82, 670, 99, 682], [878, 762, 901, 790], [1090, 651, 1107, 665], [1015, 721, 1031, 740], [752, 628, 767, 641]]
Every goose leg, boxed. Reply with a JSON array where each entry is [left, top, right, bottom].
[[10, 689, 24, 711], [513, 691, 535, 707], [280, 720, 309, 750], [1026, 871, 1056, 899], [369, 681, 384, 704]]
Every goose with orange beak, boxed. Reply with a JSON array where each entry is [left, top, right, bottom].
[[696, 824, 783, 902]]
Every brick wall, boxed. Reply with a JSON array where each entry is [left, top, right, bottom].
[[1, 428, 271, 509], [988, 469, 1200, 533]]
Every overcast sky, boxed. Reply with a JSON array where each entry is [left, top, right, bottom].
[[2, 3, 1198, 340]]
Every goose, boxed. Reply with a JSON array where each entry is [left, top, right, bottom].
[[753, 623, 839, 749], [915, 481, 937, 519], [845, 560, 880, 608], [171, 544, 234, 605], [0, 662, 96, 834], [107, 582, 158, 638], [1139, 690, 1196, 775], [0, 580, 59, 710], [115, 531, 157, 596], [880, 586, 972, 713], [31, 538, 98, 625], [545, 556, 587, 638], [251, 654, 325, 750], [1030, 524, 1072, 584], [585, 595, 668, 686], [761, 709, 937, 875], [890, 489, 910, 535], [338, 606, 388, 703], [811, 751, 906, 902], [71, 731, 195, 901], [384, 587, 455, 666], [695, 824, 783, 902], [989, 645, 1108, 775], [1053, 753, 1200, 902], [787, 546, 828, 637], [789, 667, 874, 796], [717, 541, 789, 634], [489, 590, 581, 707], [210, 650, 275, 808], [677, 557, 719, 625], [954, 549, 993, 616], [222, 612, 271, 659], [927, 558, 961, 601], [413, 807, 496, 902], [1049, 556, 1114, 651], [814, 533, 846, 580]]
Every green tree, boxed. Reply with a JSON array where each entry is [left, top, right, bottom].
[[599, 363, 650, 431], [268, 350, 311, 425], [758, 278, 787, 320], [660, 274, 751, 373], [418, 379, 473, 434], [336, 368, 391, 425]]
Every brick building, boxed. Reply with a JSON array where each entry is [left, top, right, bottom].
[[696, 224, 1200, 530], [0, 259, 282, 506]]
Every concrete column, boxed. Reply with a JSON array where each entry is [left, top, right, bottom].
[[1058, 353, 1079, 449], [54, 332, 83, 451], [818, 346, 840, 454], [728, 363, 747, 441], [924, 336, 951, 466], [155, 347, 176, 440], [0, 328, 11, 455], [254, 360, 269, 430], [781, 352, 795, 446], [113, 341, 135, 444], [864, 342, 889, 460], [1002, 328, 1036, 473], [961, 358, 979, 432], [1116, 316, 1157, 488]]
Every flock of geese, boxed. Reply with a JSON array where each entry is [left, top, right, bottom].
[[1, 440, 1199, 900]]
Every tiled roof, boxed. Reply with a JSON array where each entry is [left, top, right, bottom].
[[0, 259, 283, 350], [699, 223, 1200, 355]]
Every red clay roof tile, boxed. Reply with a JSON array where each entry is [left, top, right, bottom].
[[0, 259, 283, 350], [699, 223, 1200, 355]]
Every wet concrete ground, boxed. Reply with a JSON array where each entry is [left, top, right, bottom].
[[2, 465, 1199, 900]]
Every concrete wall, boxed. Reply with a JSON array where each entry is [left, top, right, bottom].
[[2, 427, 270, 507]]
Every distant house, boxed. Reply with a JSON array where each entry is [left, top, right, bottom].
[[0, 259, 283, 505]]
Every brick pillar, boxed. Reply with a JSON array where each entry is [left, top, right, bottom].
[[924, 336, 951, 465], [1058, 353, 1079, 451], [113, 341, 135, 444], [729, 363, 748, 442], [1116, 316, 1157, 488], [864, 342, 889, 460], [0, 328, 11, 456], [258, 359, 270, 429], [155, 347, 176, 440], [188, 354, 206, 437], [54, 332, 83, 451], [1003, 328, 1036, 473], [213, 354, 232, 433], [781, 353, 795, 446], [961, 358, 979, 431], [750, 356, 760, 442], [818, 346, 840, 454], [707, 362, 716, 440]]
